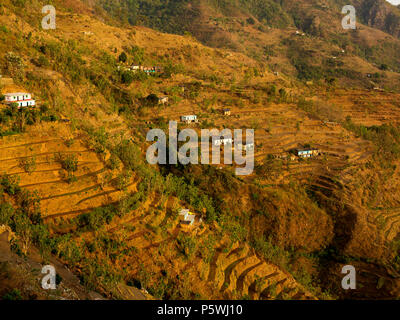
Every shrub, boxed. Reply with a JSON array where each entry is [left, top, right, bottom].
[[0, 25, 9, 33], [107, 154, 121, 171], [0, 174, 21, 195], [0, 203, 14, 225], [177, 234, 197, 258], [118, 52, 127, 63], [246, 17, 256, 25], [58, 153, 78, 173], [18, 189, 41, 218], [130, 45, 144, 64], [2, 289, 23, 300], [114, 171, 132, 191], [78, 206, 116, 231], [144, 94, 159, 107], [19, 156, 36, 174], [120, 70, 134, 84]]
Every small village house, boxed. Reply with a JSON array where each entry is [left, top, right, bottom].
[[237, 142, 254, 151], [179, 208, 196, 227], [4, 92, 36, 108], [179, 209, 189, 217], [323, 121, 340, 127], [223, 108, 231, 116], [181, 215, 195, 226], [158, 96, 169, 105], [275, 152, 296, 161], [130, 65, 162, 74], [181, 115, 198, 124], [214, 137, 233, 147], [295, 148, 320, 158]]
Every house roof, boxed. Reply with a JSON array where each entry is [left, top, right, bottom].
[[179, 209, 189, 215], [7, 99, 35, 103], [296, 148, 318, 152], [5, 92, 31, 96]]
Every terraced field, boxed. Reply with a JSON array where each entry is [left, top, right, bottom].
[[0, 123, 136, 221], [331, 90, 400, 126], [151, 89, 375, 172], [78, 188, 313, 300], [0, 125, 311, 299], [205, 241, 312, 300]]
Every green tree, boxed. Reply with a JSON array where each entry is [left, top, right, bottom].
[[118, 52, 128, 63]]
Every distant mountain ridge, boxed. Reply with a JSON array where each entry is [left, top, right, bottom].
[[90, 0, 400, 39], [354, 0, 400, 37]]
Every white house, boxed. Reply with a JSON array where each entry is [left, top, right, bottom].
[[4, 93, 36, 108], [158, 96, 169, 105], [179, 208, 196, 227], [179, 209, 190, 216], [181, 115, 198, 123], [130, 65, 140, 71], [237, 142, 254, 151], [296, 148, 320, 158], [181, 214, 195, 226], [214, 137, 233, 146]]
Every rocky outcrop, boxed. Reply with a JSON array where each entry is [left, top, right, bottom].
[[0, 225, 15, 242], [355, 0, 400, 38]]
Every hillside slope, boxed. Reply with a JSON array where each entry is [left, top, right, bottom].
[[1, 0, 400, 300], [90, 0, 400, 89]]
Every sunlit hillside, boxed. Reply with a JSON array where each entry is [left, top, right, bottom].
[[1, 0, 400, 301]]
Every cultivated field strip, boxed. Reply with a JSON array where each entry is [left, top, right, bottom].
[[205, 241, 311, 300], [0, 130, 135, 219]]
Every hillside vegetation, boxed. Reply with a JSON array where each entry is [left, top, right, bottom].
[[1, 0, 400, 300]]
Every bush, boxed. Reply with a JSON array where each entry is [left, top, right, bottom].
[[247, 17, 256, 25], [19, 156, 36, 174], [78, 206, 116, 231], [108, 154, 121, 171], [120, 70, 135, 84], [18, 189, 41, 218], [0, 203, 14, 225], [34, 55, 50, 67], [130, 45, 144, 64], [2, 289, 23, 300], [118, 52, 127, 63], [177, 234, 197, 258], [57, 153, 78, 173], [114, 171, 132, 191], [0, 25, 9, 33], [144, 94, 159, 107], [0, 174, 21, 195]]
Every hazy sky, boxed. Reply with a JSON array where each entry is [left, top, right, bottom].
[[387, 0, 400, 5]]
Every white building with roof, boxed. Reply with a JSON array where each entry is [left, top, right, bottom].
[[237, 142, 254, 151], [4, 92, 36, 108], [179, 208, 197, 227], [214, 137, 233, 146], [181, 115, 198, 123]]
